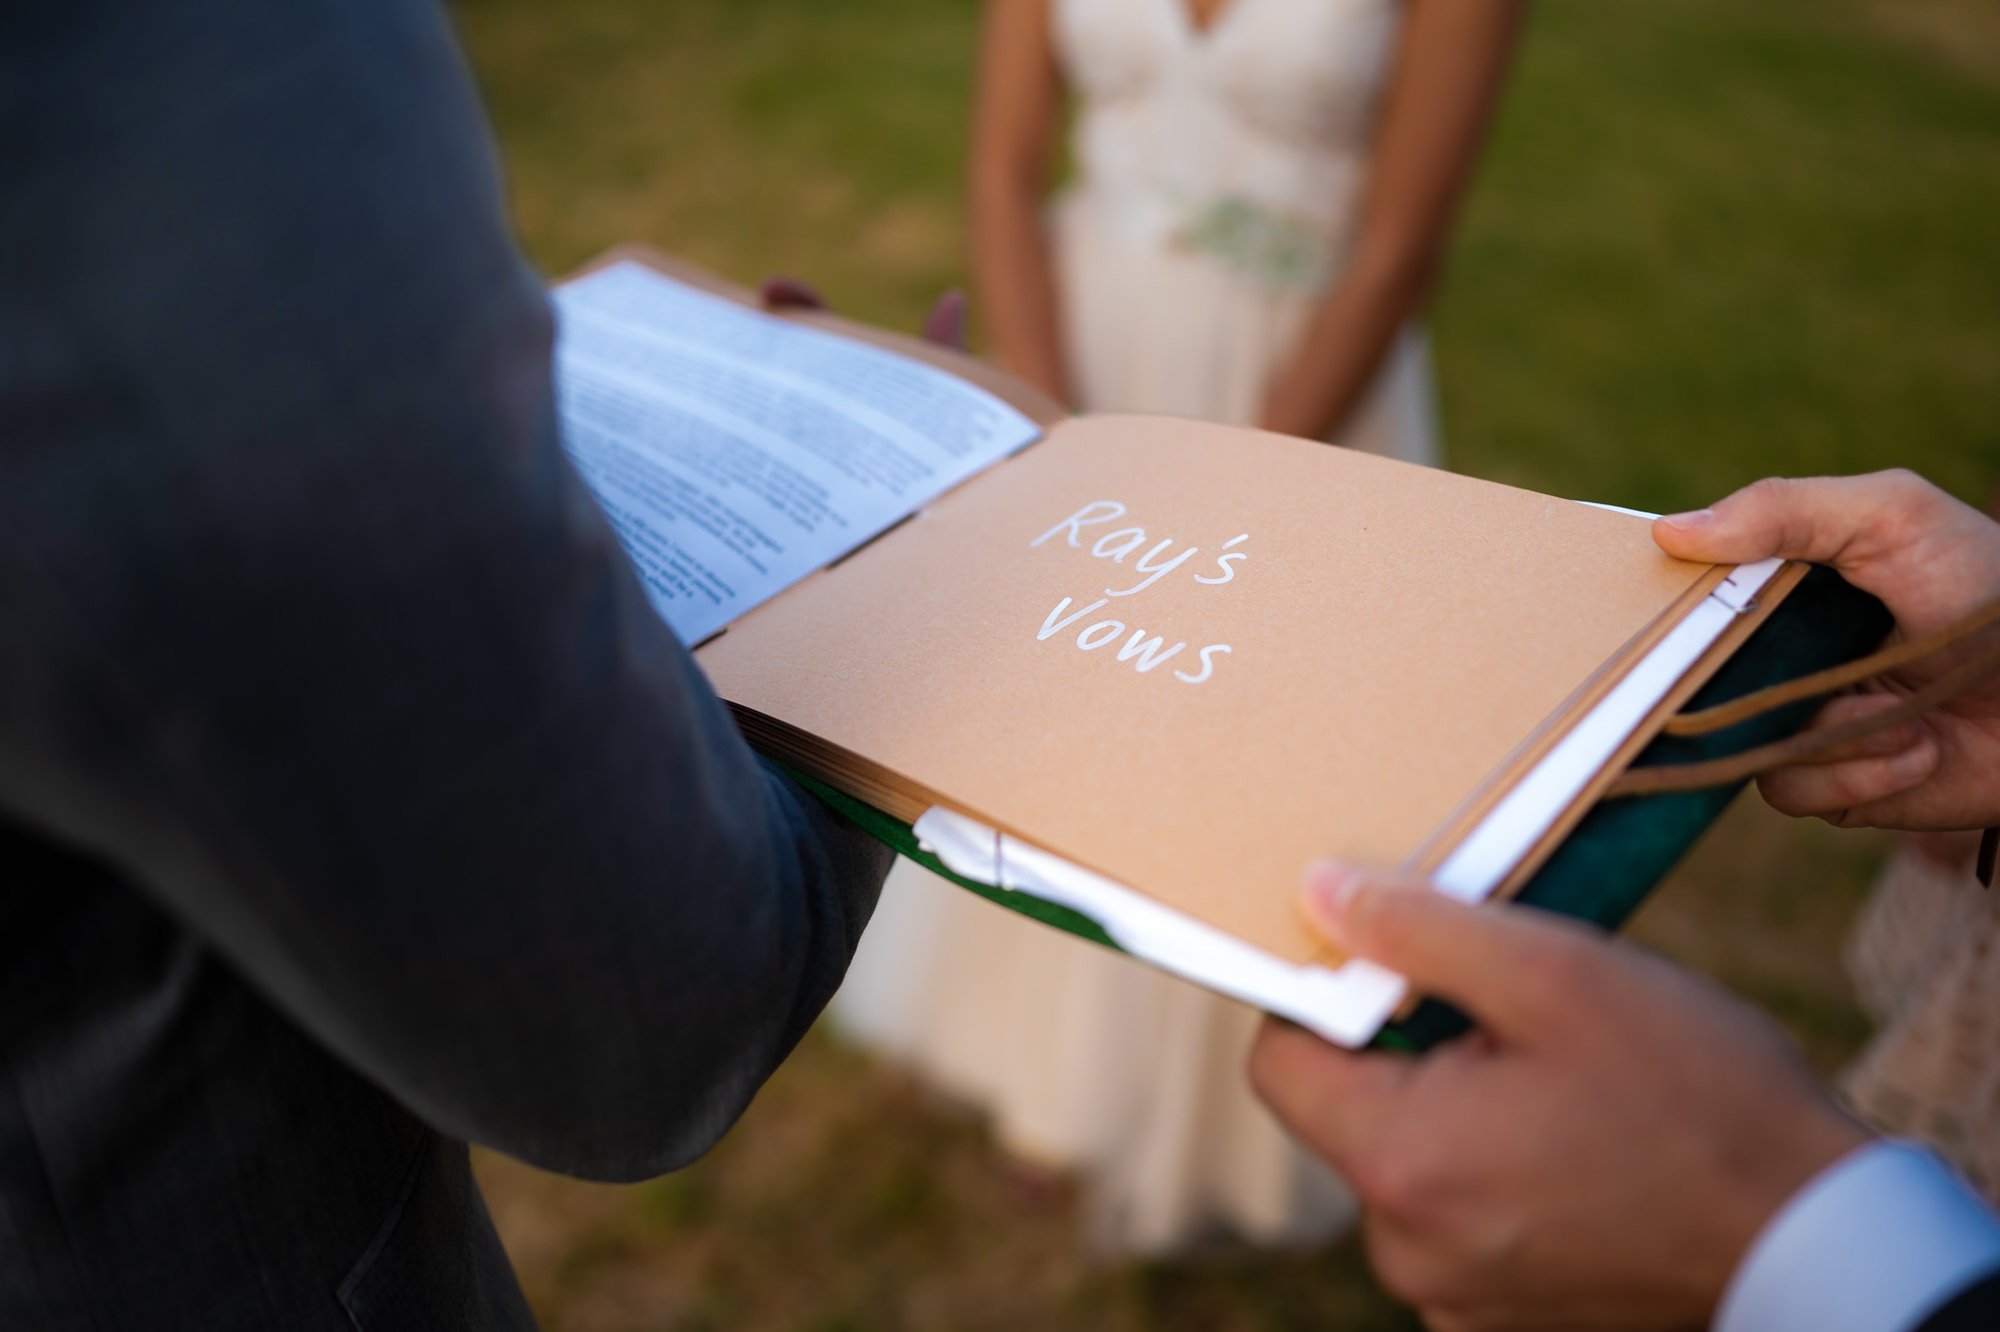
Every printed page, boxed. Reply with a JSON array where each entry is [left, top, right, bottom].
[[553, 261, 1043, 644]]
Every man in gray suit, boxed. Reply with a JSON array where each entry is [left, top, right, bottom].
[[1, 1, 893, 1326]]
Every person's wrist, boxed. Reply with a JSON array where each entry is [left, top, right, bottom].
[[1715, 1140, 2000, 1332], [1705, 1106, 1874, 1310]]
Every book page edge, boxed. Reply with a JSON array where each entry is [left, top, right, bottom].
[[841, 558, 1797, 1048]]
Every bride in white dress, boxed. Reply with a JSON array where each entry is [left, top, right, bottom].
[[833, 0, 1524, 1256]]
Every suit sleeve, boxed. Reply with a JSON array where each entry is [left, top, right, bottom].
[[1715, 1142, 2000, 1332], [0, 0, 892, 1180], [1921, 1271, 2000, 1332]]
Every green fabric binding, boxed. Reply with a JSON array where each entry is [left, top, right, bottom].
[[780, 770, 1123, 952]]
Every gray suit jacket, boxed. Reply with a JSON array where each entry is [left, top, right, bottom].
[[0, 1, 890, 1327]]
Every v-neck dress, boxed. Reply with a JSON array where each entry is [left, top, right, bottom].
[[830, 0, 1433, 1256]]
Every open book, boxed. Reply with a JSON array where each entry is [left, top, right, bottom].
[[551, 249, 1832, 1048]]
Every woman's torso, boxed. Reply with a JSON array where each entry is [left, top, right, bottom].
[[1052, 0, 1405, 278]]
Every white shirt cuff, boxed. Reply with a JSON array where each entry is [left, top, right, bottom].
[[1715, 1140, 2000, 1332]]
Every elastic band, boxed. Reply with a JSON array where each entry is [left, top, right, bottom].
[[1604, 596, 2000, 887], [1606, 631, 2000, 798], [1662, 597, 2000, 738]]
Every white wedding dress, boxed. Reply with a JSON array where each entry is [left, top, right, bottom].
[[832, 0, 1439, 1255]]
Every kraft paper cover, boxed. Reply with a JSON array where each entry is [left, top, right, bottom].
[[697, 414, 1711, 965]]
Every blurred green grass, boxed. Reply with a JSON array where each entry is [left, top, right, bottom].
[[453, 0, 2000, 1326], [461, 0, 2000, 505]]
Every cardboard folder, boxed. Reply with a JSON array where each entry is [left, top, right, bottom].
[[551, 249, 1890, 1048]]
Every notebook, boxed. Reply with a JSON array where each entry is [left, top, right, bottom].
[[550, 248, 1883, 1048]]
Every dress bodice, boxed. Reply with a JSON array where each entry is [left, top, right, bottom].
[[1053, 0, 1404, 284]]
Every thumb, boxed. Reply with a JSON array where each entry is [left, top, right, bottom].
[[758, 274, 827, 313], [1302, 863, 1600, 1042], [1652, 471, 1932, 569], [922, 289, 968, 350]]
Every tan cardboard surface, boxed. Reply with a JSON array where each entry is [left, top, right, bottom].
[[699, 414, 1712, 964]]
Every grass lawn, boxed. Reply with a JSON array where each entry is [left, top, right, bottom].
[[453, 0, 2000, 1326]]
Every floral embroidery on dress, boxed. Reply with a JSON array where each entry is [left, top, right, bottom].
[[1171, 196, 1331, 290]]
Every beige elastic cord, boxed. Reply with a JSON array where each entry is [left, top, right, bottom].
[[1603, 596, 2000, 887], [1661, 597, 2000, 739]]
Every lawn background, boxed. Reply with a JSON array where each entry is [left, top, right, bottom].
[[451, 0, 2000, 1326]]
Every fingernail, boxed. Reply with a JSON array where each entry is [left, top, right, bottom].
[[1886, 740, 1937, 784], [1661, 508, 1716, 530], [923, 289, 967, 349], [1302, 861, 1363, 932], [758, 275, 825, 312]]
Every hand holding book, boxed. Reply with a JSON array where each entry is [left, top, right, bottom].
[[757, 274, 972, 353], [1654, 474, 2000, 834], [1253, 860, 1868, 1332], [1252, 469, 2000, 1331]]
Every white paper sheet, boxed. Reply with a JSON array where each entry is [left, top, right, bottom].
[[553, 262, 1043, 644], [914, 556, 1785, 1048]]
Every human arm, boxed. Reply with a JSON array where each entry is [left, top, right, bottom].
[[0, 0, 889, 1182], [1257, 0, 1526, 441], [968, 0, 1076, 406], [1252, 866, 2000, 1331]]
